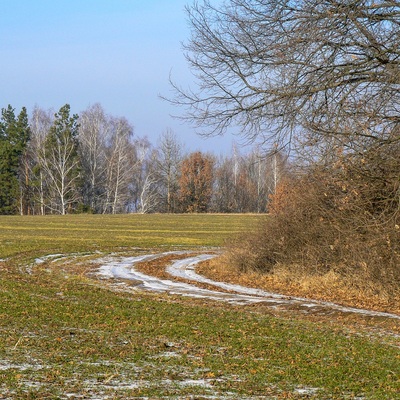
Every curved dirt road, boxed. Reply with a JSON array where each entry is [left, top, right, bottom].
[[95, 251, 400, 321]]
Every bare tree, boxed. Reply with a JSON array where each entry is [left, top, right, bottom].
[[40, 105, 81, 215], [176, 1, 400, 284], [179, 151, 214, 213], [137, 150, 160, 214], [213, 150, 256, 213], [168, 0, 400, 152], [28, 107, 54, 214], [212, 146, 285, 213], [128, 138, 159, 213], [212, 155, 237, 212], [156, 130, 184, 213], [78, 104, 110, 213], [247, 149, 269, 213], [103, 117, 135, 214]]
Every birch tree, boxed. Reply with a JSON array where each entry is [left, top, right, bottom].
[[103, 117, 134, 214], [29, 107, 54, 215], [137, 149, 160, 214], [78, 104, 109, 212], [42, 104, 81, 215], [156, 130, 183, 213]]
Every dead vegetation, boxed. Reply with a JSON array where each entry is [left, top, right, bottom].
[[222, 148, 400, 314], [200, 255, 400, 315]]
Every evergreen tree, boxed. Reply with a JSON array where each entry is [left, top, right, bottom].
[[0, 105, 30, 214]]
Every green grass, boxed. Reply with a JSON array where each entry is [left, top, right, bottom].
[[0, 214, 260, 261], [0, 214, 399, 399]]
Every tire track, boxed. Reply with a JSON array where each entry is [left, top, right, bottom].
[[96, 252, 400, 320]]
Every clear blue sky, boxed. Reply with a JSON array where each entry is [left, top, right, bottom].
[[0, 0, 244, 154]]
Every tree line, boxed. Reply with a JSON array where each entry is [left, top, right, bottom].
[[0, 103, 286, 215]]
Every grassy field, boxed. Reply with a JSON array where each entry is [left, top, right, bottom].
[[0, 214, 399, 399], [0, 213, 261, 260]]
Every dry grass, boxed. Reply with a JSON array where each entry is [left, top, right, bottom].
[[219, 164, 400, 317], [198, 254, 400, 315]]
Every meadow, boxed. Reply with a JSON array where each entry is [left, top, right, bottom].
[[0, 214, 399, 399]]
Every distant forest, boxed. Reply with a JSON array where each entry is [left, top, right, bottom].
[[0, 103, 286, 215]]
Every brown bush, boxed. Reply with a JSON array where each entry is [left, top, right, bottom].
[[226, 150, 400, 296]]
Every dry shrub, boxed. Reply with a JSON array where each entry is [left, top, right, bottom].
[[226, 150, 400, 298]]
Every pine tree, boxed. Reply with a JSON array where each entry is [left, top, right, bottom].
[[0, 105, 30, 214]]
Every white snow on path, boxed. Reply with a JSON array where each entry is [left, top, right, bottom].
[[97, 253, 269, 305], [168, 255, 289, 299], [167, 255, 400, 319], [35, 253, 65, 264], [96, 252, 400, 320]]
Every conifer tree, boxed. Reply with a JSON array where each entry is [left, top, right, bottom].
[[0, 105, 30, 214]]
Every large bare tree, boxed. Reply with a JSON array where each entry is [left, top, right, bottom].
[[169, 0, 400, 151]]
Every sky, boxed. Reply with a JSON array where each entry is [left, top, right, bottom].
[[0, 0, 247, 155]]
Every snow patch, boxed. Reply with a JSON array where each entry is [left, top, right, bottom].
[[35, 253, 65, 264], [96, 252, 400, 320], [0, 363, 47, 371], [177, 378, 213, 388], [294, 386, 320, 395]]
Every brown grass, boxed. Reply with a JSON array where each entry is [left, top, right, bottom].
[[197, 254, 400, 315], [219, 159, 400, 316], [135, 252, 245, 295]]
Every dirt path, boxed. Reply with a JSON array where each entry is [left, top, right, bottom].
[[95, 251, 400, 321]]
